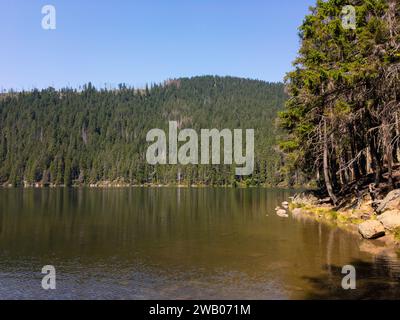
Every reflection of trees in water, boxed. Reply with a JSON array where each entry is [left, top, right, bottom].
[[0, 188, 296, 259], [326, 228, 336, 283], [304, 256, 400, 300]]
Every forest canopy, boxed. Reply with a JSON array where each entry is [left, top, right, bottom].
[[0, 76, 286, 187]]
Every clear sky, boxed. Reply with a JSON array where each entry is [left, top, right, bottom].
[[1, 0, 316, 90]]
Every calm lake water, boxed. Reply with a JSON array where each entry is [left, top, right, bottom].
[[0, 188, 399, 300]]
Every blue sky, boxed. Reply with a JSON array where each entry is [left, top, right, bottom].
[[1, 0, 316, 90]]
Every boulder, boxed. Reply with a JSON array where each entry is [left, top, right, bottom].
[[358, 220, 385, 239], [376, 189, 400, 214], [377, 210, 400, 231]]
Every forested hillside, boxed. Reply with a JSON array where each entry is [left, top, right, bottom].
[[0, 76, 286, 187], [280, 0, 399, 204]]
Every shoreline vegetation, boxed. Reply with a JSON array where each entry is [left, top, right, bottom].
[[276, 0, 400, 251]]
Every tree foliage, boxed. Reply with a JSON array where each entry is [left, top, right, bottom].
[[280, 0, 400, 203], [0, 76, 286, 187]]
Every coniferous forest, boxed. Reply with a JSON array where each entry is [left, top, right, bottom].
[[279, 0, 400, 204], [0, 76, 286, 187]]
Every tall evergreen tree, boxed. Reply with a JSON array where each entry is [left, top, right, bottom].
[[280, 0, 400, 203]]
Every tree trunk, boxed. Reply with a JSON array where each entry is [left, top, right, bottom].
[[366, 147, 373, 174], [383, 119, 394, 188], [323, 120, 338, 205], [358, 152, 367, 176], [370, 138, 382, 185], [348, 123, 360, 181], [330, 136, 339, 190], [396, 112, 400, 163], [339, 155, 347, 187]]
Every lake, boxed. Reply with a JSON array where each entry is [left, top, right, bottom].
[[0, 188, 399, 300]]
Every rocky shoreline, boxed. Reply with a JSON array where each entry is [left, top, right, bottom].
[[288, 190, 400, 250]]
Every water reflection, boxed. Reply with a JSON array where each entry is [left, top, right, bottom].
[[304, 256, 400, 300], [0, 188, 399, 299]]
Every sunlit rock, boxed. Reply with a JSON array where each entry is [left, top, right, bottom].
[[377, 210, 400, 231], [358, 220, 385, 239]]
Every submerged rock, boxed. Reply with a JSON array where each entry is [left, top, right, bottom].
[[376, 189, 400, 214], [377, 210, 400, 231], [275, 207, 289, 218], [359, 241, 398, 258], [358, 220, 386, 239]]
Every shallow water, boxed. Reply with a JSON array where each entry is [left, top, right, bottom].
[[0, 188, 399, 300]]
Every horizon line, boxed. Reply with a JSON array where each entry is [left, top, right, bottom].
[[0, 74, 285, 93]]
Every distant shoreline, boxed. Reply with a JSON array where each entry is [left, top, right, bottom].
[[0, 183, 304, 189]]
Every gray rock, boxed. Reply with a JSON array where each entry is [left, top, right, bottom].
[[376, 189, 400, 214], [358, 220, 385, 239], [377, 210, 400, 231]]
